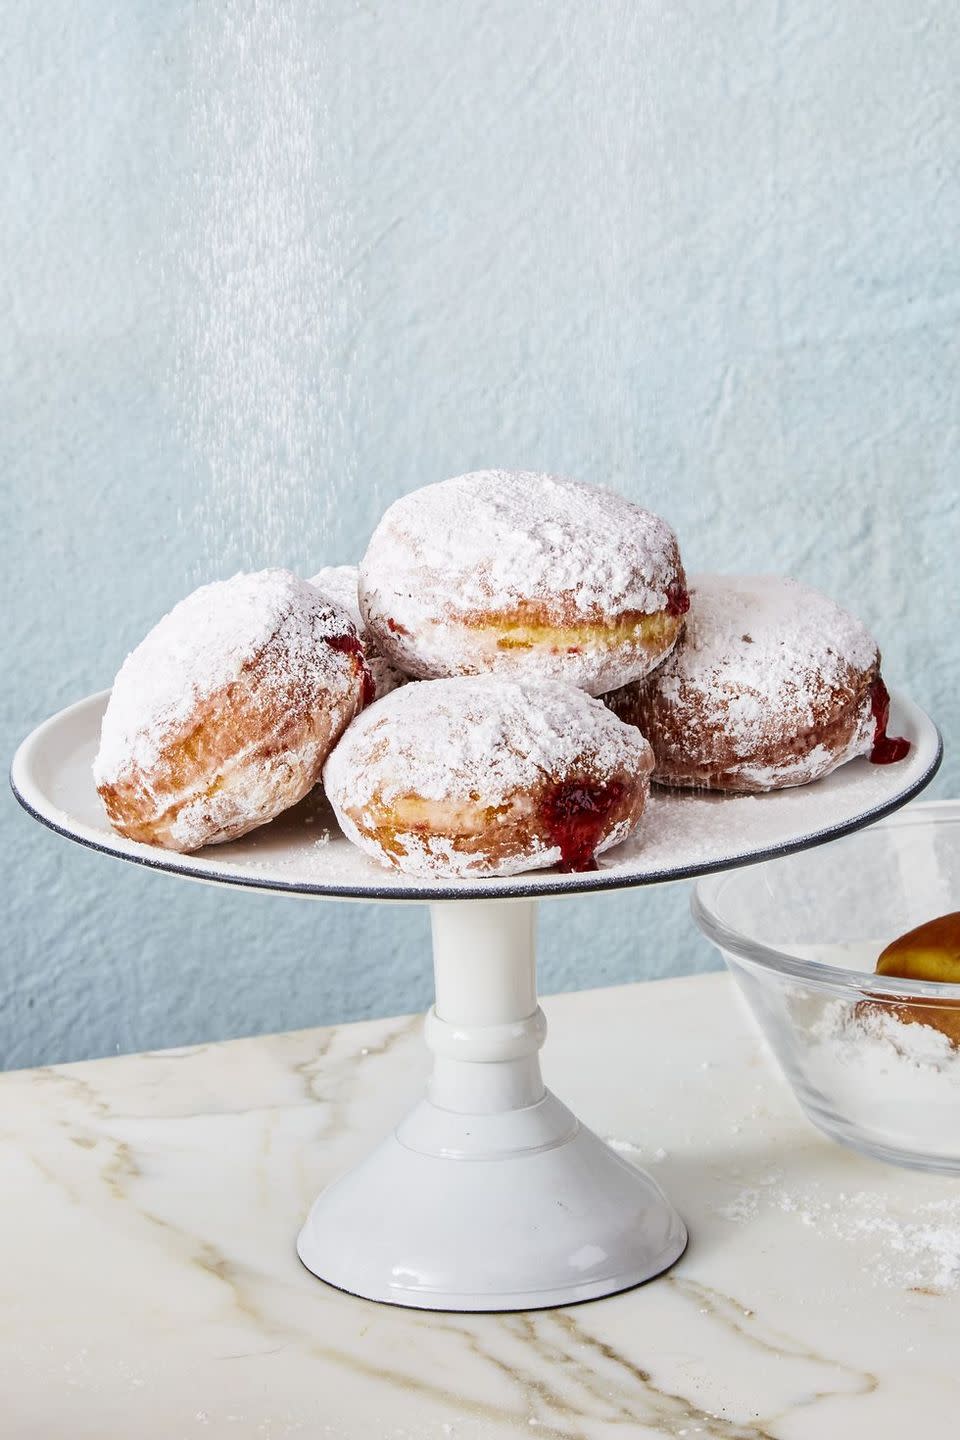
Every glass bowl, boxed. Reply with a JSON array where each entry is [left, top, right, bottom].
[[692, 800, 960, 1173]]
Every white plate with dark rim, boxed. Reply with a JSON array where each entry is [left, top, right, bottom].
[[10, 688, 943, 903]]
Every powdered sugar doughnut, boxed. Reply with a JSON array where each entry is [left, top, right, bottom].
[[324, 675, 655, 879], [603, 574, 909, 793], [308, 564, 405, 699], [94, 570, 371, 851], [359, 471, 688, 697]]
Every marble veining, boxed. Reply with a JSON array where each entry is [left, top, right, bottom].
[[2, 972, 959, 1438]]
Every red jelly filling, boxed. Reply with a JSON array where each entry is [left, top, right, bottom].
[[665, 581, 690, 618], [869, 676, 910, 765], [540, 779, 627, 873], [327, 633, 376, 709]]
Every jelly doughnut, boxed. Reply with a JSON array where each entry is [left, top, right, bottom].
[[604, 574, 909, 792], [358, 471, 688, 697], [323, 675, 655, 878], [94, 569, 371, 851], [308, 564, 405, 700]]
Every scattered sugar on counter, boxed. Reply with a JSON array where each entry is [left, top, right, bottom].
[[717, 1176, 960, 1291]]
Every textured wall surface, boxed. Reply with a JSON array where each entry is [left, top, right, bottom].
[[3, 1, 957, 1067]]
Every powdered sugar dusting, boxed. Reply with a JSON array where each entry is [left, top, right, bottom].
[[325, 675, 652, 811], [307, 564, 364, 630], [614, 574, 882, 789], [308, 564, 405, 699], [813, 996, 960, 1074], [796, 997, 960, 1160], [732, 728, 874, 792], [656, 575, 878, 755], [361, 472, 681, 619], [94, 569, 360, 784], [717, 1170, 960, 1291], [358, 472, 685, 693]]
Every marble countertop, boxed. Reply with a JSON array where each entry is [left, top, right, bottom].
[[3, 970, 959, 1438]]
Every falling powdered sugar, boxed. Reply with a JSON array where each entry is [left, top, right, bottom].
[[167, 1, 367, 577]]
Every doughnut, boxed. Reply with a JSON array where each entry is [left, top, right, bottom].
[[94, 569, 372, 851], [869, 913, 960, 1046], [603, 574, 910, 792], [877, 913, 960, 985], [323, 675, 655, 879], [308, 564, 405, 699], [358, 470, 688, 697], [857, 914, 960, 1045]]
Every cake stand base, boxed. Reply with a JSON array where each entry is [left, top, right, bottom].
[[15, 688, 940, 1311], [296, 1092, 686, 1311], [297, 899, 687, 1311]]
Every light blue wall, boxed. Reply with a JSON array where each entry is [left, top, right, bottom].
[[3, 1, 957, 1067]]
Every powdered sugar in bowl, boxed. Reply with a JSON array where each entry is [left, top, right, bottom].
[[693, 801, 960, 1173]]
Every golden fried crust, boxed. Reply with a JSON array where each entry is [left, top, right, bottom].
[[98, 637, 365, 850], [338, 766, 649, 875], [370, 603, 686, 696], [448, 602, 682, 657]]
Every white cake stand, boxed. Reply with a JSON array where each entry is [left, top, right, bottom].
[[11, 690, 941, 1311]]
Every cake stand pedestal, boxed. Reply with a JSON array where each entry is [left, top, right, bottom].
[[298, 898, 685, 1308], [10, 689, 941, 1311]]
